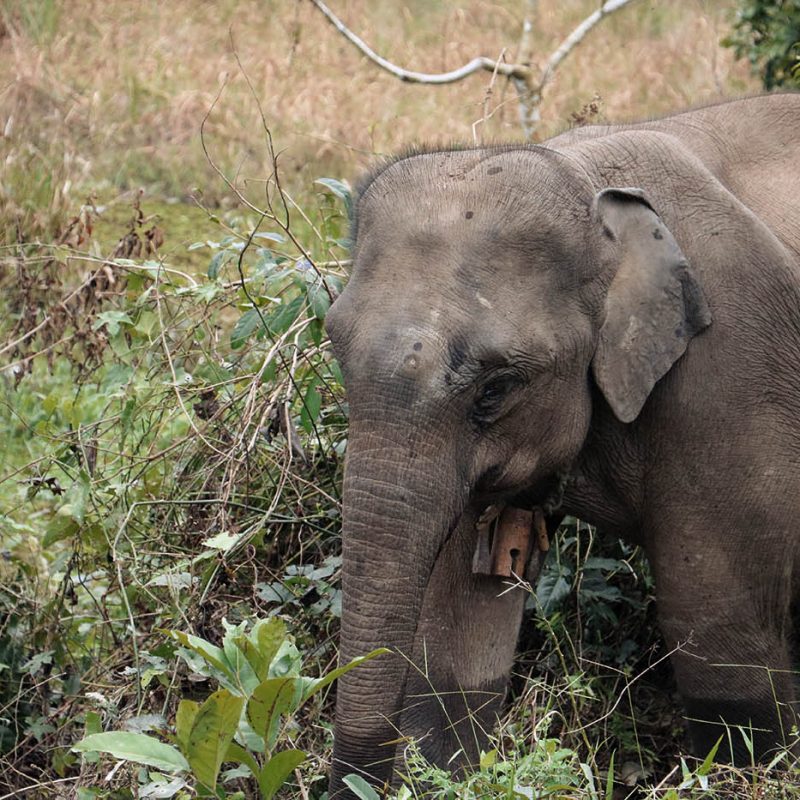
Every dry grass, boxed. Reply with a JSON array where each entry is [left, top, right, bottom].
[[0, 0, 756, 223]]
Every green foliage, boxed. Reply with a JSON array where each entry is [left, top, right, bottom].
[[395, 726, 601, 800], [74, 617, 386, 798], [0, 177, 354, 793], [724, 0, 800, 88]]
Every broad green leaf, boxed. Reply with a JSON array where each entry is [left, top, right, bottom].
[[266, 295, 303, 336], [246, 677, 302, 751], [224, 741, 261, 780], [92, 310, 133, 335], [73, 732, 189, 773], [175, 699, 199, 755], [342, 774, 381, 800], [300, 381, 321, 434], [208, 249, 233, 279], [308, 280, 331, 320], [301, 648, 389, 702], [42, 515, 80, 547], [230, 308, 263, 349], [479, 749, 497, 769], [183, 689, 244, 791], [201, 531, 240, 552], [165, 630, 237, 689], [221, 620, 260, 696], [84, 711, 102, 737], [259, 749, 306, 799], [253, 231, 286, 243], [234, 618, 286, 683], [269, 639, 302, 678], [535, 572, 572, 615]]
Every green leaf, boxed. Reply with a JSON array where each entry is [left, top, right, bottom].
[[175, 699, 199, 755], [342, 774, 381, 800], [224, 741, 261, 780], [258, 749, 306, 800], [253, 232, 286, 243], [165, 630, 237, 689], [246, 677, 303, 751], [308, 280, 331, 320], [605, 751, 615, 800], [300, 380, 321, 434], [697, 735, 723, 776], [301, 648, 389, 702], [221, 620, 260, 696], [230, 308, 263, 349], [201, 531, 240, 552], [182, 689, 244, 790], [84, 711, 102, 737], [92, 310, 133, 335], [266, 295, 303, 336], [42, 515, 80, 547], [234, 618, 287, 683], [208, 249, 233, 279], [73, 732, 189, 773], [269, 639, 302, 678], [315, 178, 353, 216]]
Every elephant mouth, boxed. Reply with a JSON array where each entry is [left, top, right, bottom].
[[470, 469, 569, 579], [471, 503, 551, 579]]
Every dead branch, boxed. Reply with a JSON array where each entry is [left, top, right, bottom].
[[309, 0, 530, 84], [308, 0, 642, 138]]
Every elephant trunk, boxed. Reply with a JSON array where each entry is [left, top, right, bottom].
[[330, 419, 462, 797]]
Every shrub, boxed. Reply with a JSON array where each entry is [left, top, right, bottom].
[[724, 0, 800, 88]]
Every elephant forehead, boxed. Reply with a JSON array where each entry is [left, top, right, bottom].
[[356, 147, 588, 231]]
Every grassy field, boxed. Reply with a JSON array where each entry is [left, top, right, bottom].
[[3, 1, 798, 798]]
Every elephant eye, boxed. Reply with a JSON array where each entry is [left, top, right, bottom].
[[473, 374, 519, 422]]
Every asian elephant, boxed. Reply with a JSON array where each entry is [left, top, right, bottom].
[[325, 93, 800, 797]]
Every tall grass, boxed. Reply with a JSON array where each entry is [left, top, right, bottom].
[[1, 0, 754, 224]]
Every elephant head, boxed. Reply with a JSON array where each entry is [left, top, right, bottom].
[[326, 147, 710, 796]]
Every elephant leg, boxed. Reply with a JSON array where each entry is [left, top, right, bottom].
[[650, 527, 798, 763], [395, 508, 528, 775]]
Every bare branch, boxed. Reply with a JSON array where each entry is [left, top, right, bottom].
[[540, 0, 640, 88], [309, 0, 530, 84], [309, 0, 642, 140]]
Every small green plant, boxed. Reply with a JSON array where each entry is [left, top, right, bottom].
[[74, 617, 386, 798], [388, 723, 612, 800], [724, 0, 800, 88]]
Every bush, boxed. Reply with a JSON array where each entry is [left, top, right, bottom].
[[724, 0, 800, 88]]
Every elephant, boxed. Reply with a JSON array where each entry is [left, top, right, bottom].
[[325, 92, 800, 797]]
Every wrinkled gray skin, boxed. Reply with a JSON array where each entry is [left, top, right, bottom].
[[326, 94, 800, 797]]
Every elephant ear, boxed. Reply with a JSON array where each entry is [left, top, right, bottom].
[[590, 188, 712, 424]]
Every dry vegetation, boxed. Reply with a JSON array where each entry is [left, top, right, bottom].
[[1, 0, 754, 224], [4, 2, 795, 799]]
